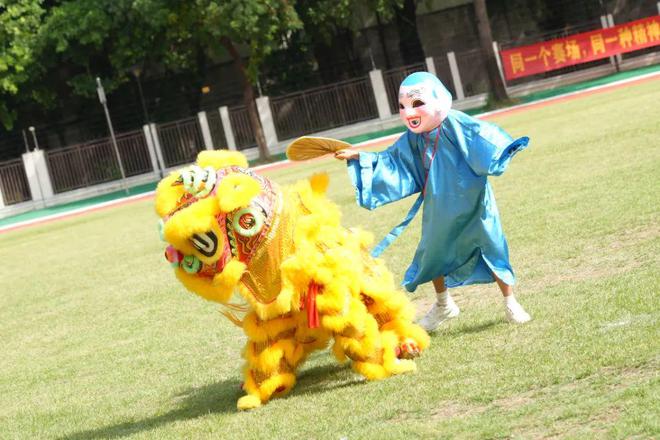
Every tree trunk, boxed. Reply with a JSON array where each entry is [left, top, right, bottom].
[[375, 12, 391, 70], [473, 0, 508, 101], [242, 78, 270, 161], [395, 0, 424, 65], [220, 37, 270, 161]]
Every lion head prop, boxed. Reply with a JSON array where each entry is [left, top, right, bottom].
[[156, 150, 429, 410]]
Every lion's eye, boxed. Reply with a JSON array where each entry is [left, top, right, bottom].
[[232, 207, 264, 237], [191, 231, 218, 257], [412, 100, 425, 108]]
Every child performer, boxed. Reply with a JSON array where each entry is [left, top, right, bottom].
[[334, 72, 531, 331]]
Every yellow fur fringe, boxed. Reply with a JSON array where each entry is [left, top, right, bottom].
[[197, 150, 248, 169], [155, 150, 430, 410], [215, 173, 261, 213]]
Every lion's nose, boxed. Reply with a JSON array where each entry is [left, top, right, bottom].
[[164, 245, 183, 267]]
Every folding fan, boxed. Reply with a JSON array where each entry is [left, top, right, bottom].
[[286, 136, 352, 161]]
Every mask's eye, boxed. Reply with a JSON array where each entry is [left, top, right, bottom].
[[191, 231, 218, 257], [412, 99, 425, 108], [399, 103, 405, 110]]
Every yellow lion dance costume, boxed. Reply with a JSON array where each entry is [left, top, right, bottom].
[[155, 150, 429, 410]]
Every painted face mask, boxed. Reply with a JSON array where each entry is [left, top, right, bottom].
[[398, 72, 452, 134]]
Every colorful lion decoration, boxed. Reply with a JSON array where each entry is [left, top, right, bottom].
[[155, 150, 429, 410]]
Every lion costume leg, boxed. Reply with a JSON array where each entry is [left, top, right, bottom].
[[363, 291, 430, 360], [239, 312, 306, 410], [360, 260, 430, 359], [312, 280, 423, 380]]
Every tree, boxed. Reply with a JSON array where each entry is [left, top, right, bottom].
[[1, 0, 173, 134], [3, 1, 301, 161], [473, 0, 508, 101], [4, 0, 509, 153], [0, 0, 45, 130], [292, 0, 408, 77], [189, 0, 301, 161], [394, 0, 424, 65]]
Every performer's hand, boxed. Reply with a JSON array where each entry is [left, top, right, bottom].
[[334, 149, 359, 161]]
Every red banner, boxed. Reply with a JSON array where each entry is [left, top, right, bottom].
[[500, 15, 660, 80]]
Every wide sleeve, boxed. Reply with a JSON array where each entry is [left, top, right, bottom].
[[346, 132, 423, 210], [443, 110, 529, 176]]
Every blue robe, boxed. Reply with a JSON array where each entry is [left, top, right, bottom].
[[347, 109, 529, 292]]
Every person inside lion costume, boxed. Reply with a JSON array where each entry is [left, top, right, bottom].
[[155, 150, 429, 410]]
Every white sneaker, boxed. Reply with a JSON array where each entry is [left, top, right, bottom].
[[505, 302, 531, 324], [418, 301, 460, 332]]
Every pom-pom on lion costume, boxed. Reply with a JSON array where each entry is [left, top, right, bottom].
[[155, 150, 429, 410]]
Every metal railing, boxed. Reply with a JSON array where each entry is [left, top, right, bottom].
[[270, 77, 378, 140], [0, 159, 32, 205], [47, 130, 152, 194], [454, 48, 490, 96], [116, 130, 153, 176], [432, 56, 458, 98], [228, 105, 256, 150], [3, 8, 656, 209], [383, 62, 427, 114], [497, 19, 611, 86], [156, 117, 204, 167], [499, 19, 603, 50]]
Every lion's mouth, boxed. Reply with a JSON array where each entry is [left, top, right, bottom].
[[192, 230, 234, 273], [191, 231, 219, 257]]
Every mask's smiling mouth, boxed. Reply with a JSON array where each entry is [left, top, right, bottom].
[[408, 117, 421, 128]]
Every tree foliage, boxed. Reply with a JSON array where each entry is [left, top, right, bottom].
[[294, 0, 406, 50], [0, 0, 302, 133], [188, 0, 301, 82], [176, 0, 302, 159], [1, 0, 623, 134], [0, 0, 44, 129], [260, 0, 406, 93]]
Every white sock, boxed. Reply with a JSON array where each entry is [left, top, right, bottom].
[[436, 290, 450, 306], [503, 294, 531, 323], [503, 295, 519, 307]]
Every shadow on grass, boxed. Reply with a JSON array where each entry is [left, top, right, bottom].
[[296, 360, 365, 395], [59, 377, 241, 440], [61, 322, 501, 438], [444, 319, 500, 336], [60, 356, 363, 439]]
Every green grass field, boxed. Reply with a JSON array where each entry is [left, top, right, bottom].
[[1, 79, 659, 439]]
